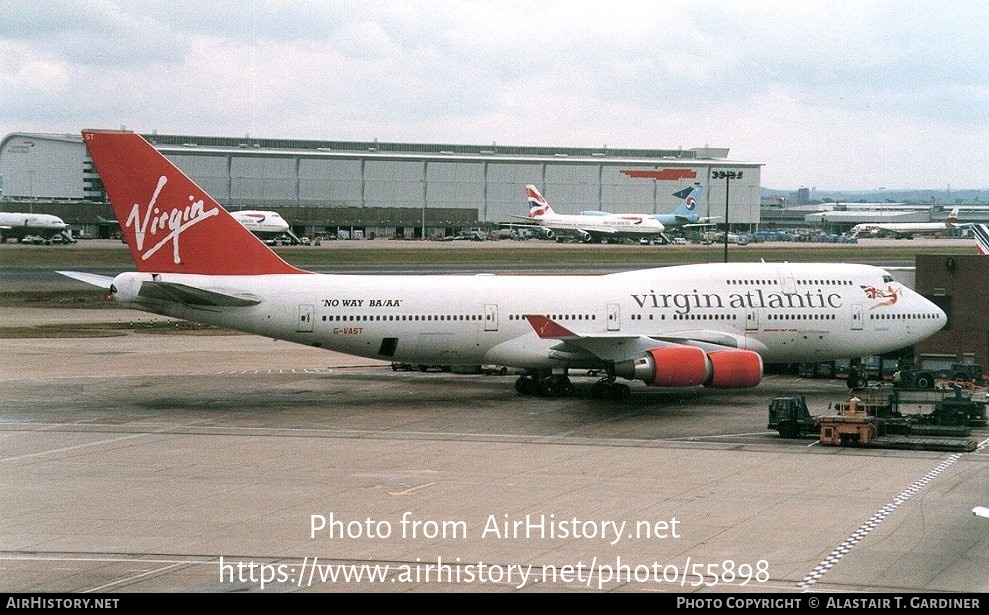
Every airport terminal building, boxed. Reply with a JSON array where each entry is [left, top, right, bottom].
[[0, 131, 761, 239]]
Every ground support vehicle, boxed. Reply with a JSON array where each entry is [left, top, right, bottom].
[[767, 393, 980, 451]]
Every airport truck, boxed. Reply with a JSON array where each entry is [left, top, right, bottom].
[[767, 392, 980, 451], [894, 362, 984, 389], [767, 396, 817, 439]]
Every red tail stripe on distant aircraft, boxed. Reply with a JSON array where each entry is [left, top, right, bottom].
[[621, 169, 698, 181]]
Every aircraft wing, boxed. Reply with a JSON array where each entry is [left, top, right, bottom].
[[677, 215, 719, 228], [576, 227, 617, 237], [524, 315, 764, 388], [871, 226, 909, 238], [524, 315, 762, 361], [509, 218, 611, 233]]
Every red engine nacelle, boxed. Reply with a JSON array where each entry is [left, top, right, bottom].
[[706, 350, 763, 388], [614, 346, 763, 389]]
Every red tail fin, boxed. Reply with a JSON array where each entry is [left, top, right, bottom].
[[83, 130, 306, 275]]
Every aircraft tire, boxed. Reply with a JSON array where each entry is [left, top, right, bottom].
[[515, 376, 537, 395], [778, 422, 798, 439], [555, 376, 575, 397]]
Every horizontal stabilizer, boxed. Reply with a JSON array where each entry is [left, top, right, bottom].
[[57, 271, 115, 288], [138, 281, 261, 307]]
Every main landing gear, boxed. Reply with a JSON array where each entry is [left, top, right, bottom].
[[514, 368, 632, 400], [514, 370, 575, 397]]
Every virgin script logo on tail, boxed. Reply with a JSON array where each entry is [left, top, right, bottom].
[[126, 175, 219, 263]]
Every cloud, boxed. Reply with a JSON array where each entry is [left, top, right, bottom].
[[0, 0, 986, 189]]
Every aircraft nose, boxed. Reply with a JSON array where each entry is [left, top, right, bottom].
[[935, 305, 947, 331], [923, 296, 947, 335]]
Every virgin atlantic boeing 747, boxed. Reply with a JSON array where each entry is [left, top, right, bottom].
[[61, 130, 947, 399]]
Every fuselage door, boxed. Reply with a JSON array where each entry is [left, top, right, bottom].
[[776, 267, 795, 294], [745, 308, 759, 331], [484, 303, 498, 331], [607, 303, 621, 331], [297, 304, 314, 333], [851, 303, 863, 331]]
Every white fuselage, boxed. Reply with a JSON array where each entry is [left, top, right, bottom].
[[530, 211, 666, 239], [230, 210, 290, 236], [109, 262, 945, 368], [851, 222, 950, 237], [0, 212, 68, 240]]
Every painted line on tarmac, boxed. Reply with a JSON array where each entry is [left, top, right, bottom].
[[797, 453, 963, 589]]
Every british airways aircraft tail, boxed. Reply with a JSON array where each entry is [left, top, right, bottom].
[[972, 223, 989, 255], [82, 130, 306, 276], [525, 184, 555, 217]]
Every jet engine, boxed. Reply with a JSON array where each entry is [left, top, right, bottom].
[[614, 346, 763, 389]]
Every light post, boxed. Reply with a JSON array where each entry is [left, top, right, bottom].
[[711, 170, 742, 263], [27, 170, 34, 213]]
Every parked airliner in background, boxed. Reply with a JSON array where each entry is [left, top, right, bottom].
[[518, 185, 667, 243], [229, 209, 303, 244], [230, 210, 289, 237], [647, 183, 717, 230], [61, 130, 947, 400], [0, 211, 74, 244], [850, 207, 960, 238]]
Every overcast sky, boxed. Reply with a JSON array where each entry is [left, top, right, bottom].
[[1, 0, 986, 190]]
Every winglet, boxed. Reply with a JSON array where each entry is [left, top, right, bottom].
[[82, 130, 307, 276], [524, 314, 577, 339]]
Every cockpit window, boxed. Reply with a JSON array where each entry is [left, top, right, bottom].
[[882, 275, 894, 283]]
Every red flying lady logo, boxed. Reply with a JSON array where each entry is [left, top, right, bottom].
[[861, 285, 900, 308]]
